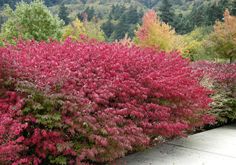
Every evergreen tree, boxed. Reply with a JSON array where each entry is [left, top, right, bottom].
[[78, 7, 95, 21], [205, 0, 229, 26], [159, 0, 175, 26], [174, 13, 193, 34], [58, 3, 70, 25], [109, 5, 125, 20], [84, 7, 95, 21], [110, 20, 129, 41], [124, 6, 140, 24], [44, 0, 61, 7], [138, 0, 158, 8], [101, 19, 114, 38]]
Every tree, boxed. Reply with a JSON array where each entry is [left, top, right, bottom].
[[44, 0, 60, 7], [182, 27, 212, 61], [62, 19, 105, 41], [138, 0, 159, 8], [110, 20, 130, 41], [109, 4, 125, 20], [62, 19, 86, 40], [104, 5, 142, 41], [101, 19, 114, 39], [0, 0, 63, 42], [207, 9, 236, 63], [135, 10, 178, 52], [84, 21, 105, 41], [159, 0, 175, 27], [58, 3, 70, 25], [78, 7, 95, 22], [176, 0, 231, 34]]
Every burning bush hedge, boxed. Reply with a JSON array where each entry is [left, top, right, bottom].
[[192, 61, 236, 123], [0, 40, 214, 164]]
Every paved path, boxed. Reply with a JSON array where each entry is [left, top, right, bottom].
[[116, 123, 236, 165]]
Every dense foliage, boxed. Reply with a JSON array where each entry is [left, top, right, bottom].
[[192, 61, 236, 123], [0, 1, 234, 164], [0, 90, 27, 164], [135, 10, 178, 51], [0, 0, 63, 42], [206, 9, 236, 63], [182, 27, 212, 61], [62, 19, 105, 41], [0, 40, 214, 164], [58, 3, 70, 25], [101, 5, 142, 41], [1, 0, 236, 38]]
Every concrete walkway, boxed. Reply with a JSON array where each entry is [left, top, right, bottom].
[[116, 123, 236, 165]]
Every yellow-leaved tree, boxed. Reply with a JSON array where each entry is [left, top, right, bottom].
[[62, 19, 86, 41], [207, 9, 236, 63], [135, 10, 180, 52], [62, 19, 105, 41], [182, 27, 212, 61]]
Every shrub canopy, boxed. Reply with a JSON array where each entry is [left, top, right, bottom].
[[0, 40, 214, 164]]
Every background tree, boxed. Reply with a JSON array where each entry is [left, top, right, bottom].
[[182, 27, 212, 61], [58, 3, 70, 25], [207, 9, 236, 63], [159, 0, 175, 27], [101, 19, 114, 39], [109, 4, 125, 20], [44, 0, 61, 7], [102, 5, 142, 41], [62, 19, 105, 41], [138, 0, 159, 8], [62, 19, 86, 41], [135, 10, 178, 52], [78, 7, 95, 21], [175, 0, 232, 34], [0, 0, 63, 42], [83, 21, 105, 41]]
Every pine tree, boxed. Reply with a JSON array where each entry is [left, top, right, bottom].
[[159, 0, 175, 26], [138, 0, 158, 8], [101, 19, 114, 38], [58, 3, 70, 25]]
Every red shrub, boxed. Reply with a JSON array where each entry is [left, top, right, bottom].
[[0, 89, 76, 165], [0, 40, 214, 163], [192, 61, 236, 123], [192, 61, 236, 86], [0, 91, 27, 164]]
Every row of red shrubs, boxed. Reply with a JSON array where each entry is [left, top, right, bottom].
[[0, 40, 216, 164], [192, 61, 236, 123]]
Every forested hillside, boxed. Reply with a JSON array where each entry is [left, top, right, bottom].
[[0, 0, 236, 40]]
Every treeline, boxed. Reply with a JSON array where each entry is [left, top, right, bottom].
[[100, 5, 142, 41], [0, 0, 61, 8], [175, 0, 236, 34], [1, 0, 236, 41]]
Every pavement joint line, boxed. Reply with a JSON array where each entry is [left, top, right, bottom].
[[165, 142, 236, 159]]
